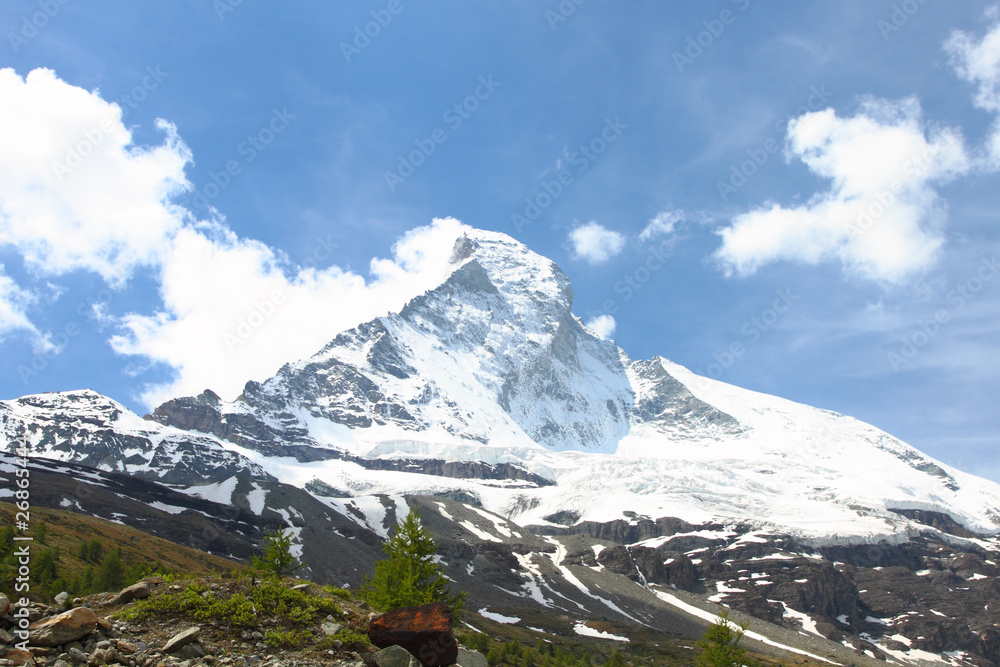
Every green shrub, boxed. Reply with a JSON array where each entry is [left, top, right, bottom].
[[264, 628, 313, 649], [332, 628, 371, 651], [321, 585, 352, 600]]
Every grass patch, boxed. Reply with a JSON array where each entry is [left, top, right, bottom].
[[119, 578, 344, 630]]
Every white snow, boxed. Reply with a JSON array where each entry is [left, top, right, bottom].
[[246, 482, 269, 515], [478, 608, 520, 624], [459, 520, 502, 543], [652, 590, 838, 664], [147, 501, 188, 515], [572, 623, 629, 642]]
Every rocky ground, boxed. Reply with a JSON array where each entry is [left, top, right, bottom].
[[0, 576, 377, 667]]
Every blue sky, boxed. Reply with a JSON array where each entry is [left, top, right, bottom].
[[2, 1, 1000, 481]]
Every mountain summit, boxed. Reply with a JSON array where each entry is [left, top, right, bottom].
[[6, 227, 996, 542]]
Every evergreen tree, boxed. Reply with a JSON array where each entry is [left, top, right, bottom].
[[96, 547, 124, 592], [78, 538, 103, 563], [696, 611, 750, 667], [603, 649, 626, 667], [32, 548, 59, 585], [35, 521, 47, 544], [0, 524, 14, 554], [360, 506, 465, 612], [251, 529, 301, 578]]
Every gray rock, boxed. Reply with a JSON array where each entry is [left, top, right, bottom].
[[52, 660, 73, 667], [95, 642, 112, 650], [373, 645, 418, 667], [110, 582, 150, 606], [250, 632, 263, 641], [0, 593, 10, 615], [173, 643, 206, 661], [320, 622, 341, 636], [162, 628, 200, 654], [0, 627, 13, 644], [455, 649, 487, 667], [53, 593, 69, 607]]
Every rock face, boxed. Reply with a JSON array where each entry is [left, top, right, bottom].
[[27, 607, 97, 647], [162, 626, 201, 654], [368, 603, 458, 667]]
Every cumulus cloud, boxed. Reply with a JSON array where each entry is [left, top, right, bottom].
[[0, 68, 190, 284], [584, 314, 616, 340], [0, 268, 47, 349], [112, 217, 467, 407], [714, 98, 969, 284], [639, 208, 684, 242], [945, 10, 1000, 168], [568, 221, 625, 265], [0, 67, 471, 407]]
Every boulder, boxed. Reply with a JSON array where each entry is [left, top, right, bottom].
[[174, 642, 206, 660], [2, 648, 35, 666], [110, 582, 150, 606], [27, 607, 98, 647], [374, 645, 419, 667], [368, 602, 457, 667], [162, 627, 201, 654], [456, 648, 488, 667], [0, 627, 13, 643], [0, 593, 10, 615], [53, 592, 69, 606], [320, 622, 342, 636]]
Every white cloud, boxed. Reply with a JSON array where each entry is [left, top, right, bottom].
[[714, 98, 969, 284], [0, 68, 190, 285], [584, 314, 616, 340], [112, 217, 468, 407], [568, 221, 625, 265], [0, 268, 47, 350], [0, 68, 472, 407], [945, 10, 1000, 169], [639, 208, 684, 242]]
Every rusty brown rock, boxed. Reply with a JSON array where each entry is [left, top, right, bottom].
[[27, 607, 98, 647], [368, 602, 457, 667]]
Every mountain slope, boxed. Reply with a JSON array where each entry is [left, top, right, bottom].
[[2, 226, 1000, 665]]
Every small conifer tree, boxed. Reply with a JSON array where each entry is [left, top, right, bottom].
[[696, 611, 750, 667], [360, 506, 465, 612], [252, 528, 301, 578]]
